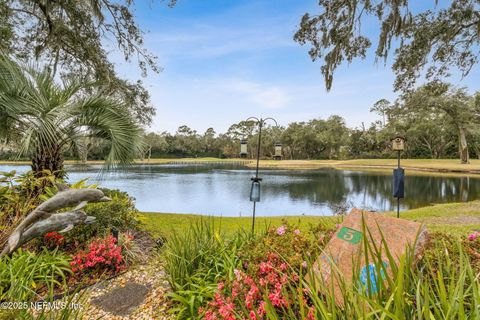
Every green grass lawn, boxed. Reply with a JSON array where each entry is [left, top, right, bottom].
[[137, 213, 338, 238], [139, 200, 480, 238]]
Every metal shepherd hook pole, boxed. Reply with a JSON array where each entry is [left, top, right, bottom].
[[247, 117, 278, 234], [252, 120, 262, 234], [397, 150, 400, 218], [391, 136, 405, 218]]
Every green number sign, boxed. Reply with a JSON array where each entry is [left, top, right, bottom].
[[337, 227, 362, 244]]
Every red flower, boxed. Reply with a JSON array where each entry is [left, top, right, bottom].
[[44, 231, 64, 247], [70, 235, 125, 274]]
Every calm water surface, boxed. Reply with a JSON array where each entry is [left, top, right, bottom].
[[1, 164, 480, 216]]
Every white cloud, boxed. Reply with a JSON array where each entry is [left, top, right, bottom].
[[221, 79, 290, 109], [145, 10, 296, 61], [251, 87, 290, 109]]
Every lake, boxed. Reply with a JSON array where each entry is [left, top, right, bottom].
[[1, 164, 480, 216]]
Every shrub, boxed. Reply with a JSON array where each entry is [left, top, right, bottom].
[[70, 235, 125, 275], [200, 223, 326, 320], [239, 223, 326, 276], [202, 253, 297, 320], [69, 188, 141, 243], [462, 231, 480, 271], [423, 231, 480, 274], [117, 231, 145, 265]]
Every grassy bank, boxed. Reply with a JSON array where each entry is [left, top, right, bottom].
[[2, 158, 480, 174], [139, 200, 480, 238], [246, 158, 480, 173], [138, 214, 337, 238]]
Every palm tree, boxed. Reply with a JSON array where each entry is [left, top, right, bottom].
[[0, 54, 144, 177]]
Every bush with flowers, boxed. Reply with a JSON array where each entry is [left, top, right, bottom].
[[423, 231, 480, 273], [463, 230, 480, 270], [239, 222, 332, 275], [199, 222, 334, 319], [70, 235, 125, 276], [201, 252, 315, 320], [196, 226, 480, 320]]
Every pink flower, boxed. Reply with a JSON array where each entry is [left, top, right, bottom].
[[302, 261, 308, 268], [217, 281, 225, 291], [276, 225, 287, 235], [335, 224, 341, 229], [259, 278, 267, 286], [234, 269, 242, 280], [307, 306, 315, 320], [258, 301, 266, 316], [259, 262, 272, 274], [294, 229, 301, 235], [468, 232, 479, 241]]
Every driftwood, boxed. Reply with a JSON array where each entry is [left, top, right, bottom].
[[1, 188, 111, 257]]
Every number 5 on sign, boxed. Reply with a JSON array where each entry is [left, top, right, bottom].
[[337, 227, 362, 244]]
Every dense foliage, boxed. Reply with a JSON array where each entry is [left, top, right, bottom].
[[0, 0, 174, 125], [164, 220, 480, 319], [71, 188, 141, 243], [0, 249, 70, 301], [0, 249, 84, 319], [201, 224, 321, 320], [294, 1, 480, 92], [0, 170, 56, 247], [387, 83, 480, 163], [1, 171, 141, 250]]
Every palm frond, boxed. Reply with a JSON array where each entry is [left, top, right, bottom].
[[67, 94, 145, 168], [0, 53, 144, 169]]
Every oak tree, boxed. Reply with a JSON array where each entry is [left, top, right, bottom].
[[294, 1, 480, 92], [0, 0, 174, 125]]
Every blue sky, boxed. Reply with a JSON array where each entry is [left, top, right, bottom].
[[110, 0, 479, 134]]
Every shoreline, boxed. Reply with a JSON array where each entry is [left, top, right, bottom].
[[1, 158, 480, 175]]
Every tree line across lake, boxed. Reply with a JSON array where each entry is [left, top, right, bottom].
[[134, 83, 480, 162], [135, 83, 480, 162], [3, 82, 476, 163]]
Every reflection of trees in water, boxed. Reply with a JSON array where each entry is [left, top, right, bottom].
[[265, 169, 350, 207], [264, 169, 480, 211], [352, 174, 480, 209], [399, 175, 480, 208]]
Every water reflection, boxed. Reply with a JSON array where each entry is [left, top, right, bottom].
[[1, 164, 479, 216]]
